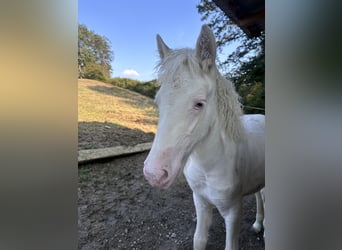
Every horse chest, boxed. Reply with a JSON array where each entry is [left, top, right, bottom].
[[184, 163, 239, 207]]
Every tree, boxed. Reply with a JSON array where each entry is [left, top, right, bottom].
[[197, 0, 264, 114], [78, 24, 114, 81]]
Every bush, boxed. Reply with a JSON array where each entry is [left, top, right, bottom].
[[83, 64, 109, 82], [109, 78, 159, 99], [237, 81, 265, 114]]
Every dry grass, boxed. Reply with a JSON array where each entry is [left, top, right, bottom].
[[78, 79, 158, 133]]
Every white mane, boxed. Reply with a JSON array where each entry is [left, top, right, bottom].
[[215, 70, 245, 142], [156, 48, 245, 143]]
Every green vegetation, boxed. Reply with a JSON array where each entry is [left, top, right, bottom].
[[109, 78, 159, 99], [78, 24, 113, 81]]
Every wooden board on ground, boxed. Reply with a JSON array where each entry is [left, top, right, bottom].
[[78, 142, 152, 165]]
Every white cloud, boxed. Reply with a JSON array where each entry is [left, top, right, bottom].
[[122, 69, 139, 76]]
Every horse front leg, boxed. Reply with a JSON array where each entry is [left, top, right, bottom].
[[219, 200, 242, 250], [193, 192, 213, 250]]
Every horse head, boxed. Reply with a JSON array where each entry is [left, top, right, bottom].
[[143, 25, 219, 188]]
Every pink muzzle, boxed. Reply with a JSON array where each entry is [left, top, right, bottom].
[[143, 148, 174, 188]]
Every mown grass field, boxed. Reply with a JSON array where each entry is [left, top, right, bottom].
[[78, 79, 158, 133]]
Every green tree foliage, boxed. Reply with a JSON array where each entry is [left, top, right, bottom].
[[78, 24, 113, 81], [197, 0, 264, 114], [109, 78, 159, 99]]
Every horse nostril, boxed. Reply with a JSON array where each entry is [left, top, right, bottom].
[[162, 169, 168, 179]]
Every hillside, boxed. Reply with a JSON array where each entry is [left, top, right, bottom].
[[78, 79, 158, 132], [78, 79, 158, 149]]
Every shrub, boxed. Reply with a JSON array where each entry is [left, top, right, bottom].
[[84, 64, 109, 82], [109, 78, 160, 99]]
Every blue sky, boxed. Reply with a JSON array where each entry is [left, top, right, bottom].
[[78, 0, 234, 81]]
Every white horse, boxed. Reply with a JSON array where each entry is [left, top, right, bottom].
[[143, 25, 265, 250]]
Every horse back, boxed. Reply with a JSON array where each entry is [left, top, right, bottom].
[[237, 114, 265, 195]]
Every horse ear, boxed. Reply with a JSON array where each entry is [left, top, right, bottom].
[[196, 25, 216, 71], [156, 34, 171, 59]]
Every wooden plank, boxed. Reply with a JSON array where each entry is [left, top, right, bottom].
[[78, 142, 152, 165]]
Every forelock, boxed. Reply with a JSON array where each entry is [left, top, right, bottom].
[[156, 48, 202, 87]]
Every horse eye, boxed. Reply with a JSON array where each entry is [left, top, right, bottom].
[[195, 102, 204, 109]]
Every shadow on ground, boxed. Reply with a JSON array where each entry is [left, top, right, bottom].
[[78, 121, 155, 150]]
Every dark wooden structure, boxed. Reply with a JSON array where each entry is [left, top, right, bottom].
[[212, 0, 264, 38]]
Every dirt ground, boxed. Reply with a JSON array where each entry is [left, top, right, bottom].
[[78, 122, 155, 150], [78, 123, 264, 249]]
